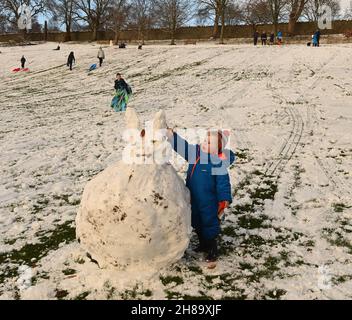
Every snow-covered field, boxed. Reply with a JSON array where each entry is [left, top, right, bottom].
[[0, 42, 351, 300]]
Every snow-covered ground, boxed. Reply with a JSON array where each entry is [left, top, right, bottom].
[[0, 42, 351, 300]]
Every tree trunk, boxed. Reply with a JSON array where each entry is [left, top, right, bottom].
[[219, 9, 225, 44], [287, 0, 306, 35], [114, 26, 120, 45], [274, 20, 278, 35], [171, 28, 176, 45], [64, 25, 71, 42], [44, 20, 48, 41], [92, 25, 98, 41], [212, 9, 219, 39]]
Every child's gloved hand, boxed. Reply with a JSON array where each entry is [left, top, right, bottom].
[[218, 201, 229, 223], [166, 128, 174, 140]]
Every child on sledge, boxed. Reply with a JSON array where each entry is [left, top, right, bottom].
[[166, 128, 235, 268], [111, 73, 132, 112]]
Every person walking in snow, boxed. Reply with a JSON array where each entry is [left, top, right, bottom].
[[315, 29, 321, 47], [253, 30, 259, 46], [111, 73, 132, 112], [67, 51, 75, 71], [277, 30, 283, 45], [312, 33, 318, 47], [97, 47, 105, 67], [166, 129, 236, 269], [20, 55, 26, 69], [261, 31, 267, 45], [270, 32, 275, 45]]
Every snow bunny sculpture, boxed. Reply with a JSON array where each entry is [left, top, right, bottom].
[[76, 108, 192, 272]]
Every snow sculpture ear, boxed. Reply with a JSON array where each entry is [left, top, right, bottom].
[[125, 107, 140, 130], [153, 110, 167, 132]]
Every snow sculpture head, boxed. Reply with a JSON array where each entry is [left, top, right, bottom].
[[76, 108, 192, 274], [123, 107, 169, 164]]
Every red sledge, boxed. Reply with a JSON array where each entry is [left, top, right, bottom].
[[12, 68, 30, 72]]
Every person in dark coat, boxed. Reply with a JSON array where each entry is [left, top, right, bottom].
[[67, 51, 75, 70], [166, 129, 236, 267], [261, 31, 267, 45], [21, 56, 26, 69], [316, 29, 321, 47], [114, 73, 130, 92], [270, 32, 275, 45], [253, 30, 259, 46]]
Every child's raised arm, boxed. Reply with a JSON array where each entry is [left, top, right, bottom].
[[167, 129, 198, 163]]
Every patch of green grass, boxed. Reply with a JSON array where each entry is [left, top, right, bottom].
[[322, 228, 352, 254], [0, 221, 76, 284], [160, 275, 184, 286], [187, 265, 203, 274], [55, 289, 69, 300], [62, 268, 76, 276], [263, 289, 287, 300], [237, 214, 271, 229], [332, 203, 351, 213], [74, 291, 90, 300]]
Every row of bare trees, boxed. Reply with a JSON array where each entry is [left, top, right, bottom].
[[0, 0, 344, 41]]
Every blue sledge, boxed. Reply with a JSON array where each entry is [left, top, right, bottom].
[[89, 64, 97, 72]]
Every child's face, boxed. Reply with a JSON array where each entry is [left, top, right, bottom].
[[201, 132, 220, 154], [116, 74, 122, 80]]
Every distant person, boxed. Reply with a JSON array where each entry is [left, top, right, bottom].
[[277, 31, 283, 45], [119, 42, 126, 49], [138, 44, 143, 50], [312, 33, 318, 47], [261, 31, 267, 45], [97, 47, 105, 67], [316, 29, 321, 47], [20, 55, 26, 69], [253, 30, 259, 46], [54, 44, 60, 50], [270, 32, 275, 45], [67, 51, 75, 71]]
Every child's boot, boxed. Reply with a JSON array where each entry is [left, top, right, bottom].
[[205, 238, 218, 269], [195, 231, 207, 253]]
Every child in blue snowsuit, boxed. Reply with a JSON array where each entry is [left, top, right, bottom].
[[167, 129, 235, 263]]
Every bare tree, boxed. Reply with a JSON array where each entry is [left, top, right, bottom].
[[267, 0, 288, 33], [197, 0, 222, 39], [240, 0, 271, 31], [302, 0, 340, 22], [153, 0, 193, 45], [225, 1, 242, 25], [130, 0, 154, 44], [105, 0, 130, 44], [75, 0, 112, 40], [0, 0, 46, 31], [287, 0, 307, 35], [47, 0, 76, 41]]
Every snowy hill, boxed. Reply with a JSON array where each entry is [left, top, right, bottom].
[[0, 42, 351, 299]]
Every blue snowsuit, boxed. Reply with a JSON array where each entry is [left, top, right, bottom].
[[170, 133, 235, 241], [312, 33, 318, 47]]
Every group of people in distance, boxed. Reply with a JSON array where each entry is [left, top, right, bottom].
[[253, 30, 283, 46], [309, 29, 321, 47]]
